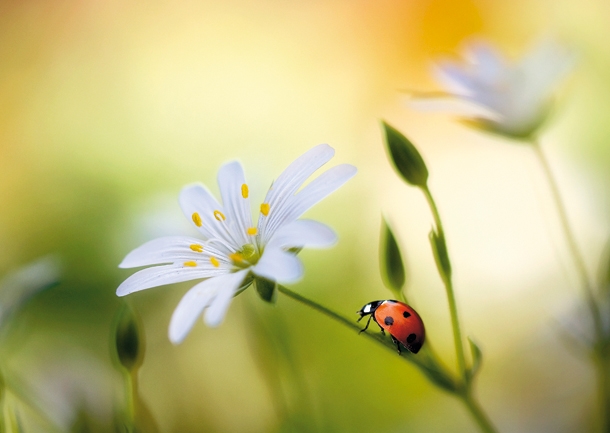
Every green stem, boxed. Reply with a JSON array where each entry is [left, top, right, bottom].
[[276, 285, 451, 377], [123, 369, 137, 433], [462, 392, 498, 433], [276, 284, 497, 432], [422, 185, 468, 380], [532, 141, 608, 432]]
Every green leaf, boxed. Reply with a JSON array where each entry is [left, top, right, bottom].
[[255, 277, 277, 303], [466, 337, 483, 381], [429, 228, 452, 282], [113, 304, 144, 372], [381, 121, 429, 187], [380, 218, 406, 296]]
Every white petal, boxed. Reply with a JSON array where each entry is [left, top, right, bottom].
[[217, 161, 253, 246], [259, 164, 356, 244], [179, 184, 233, 248], [463, 41, 505, 81], [119, 236, 211, 268], [433, 61, 476, 95], [253, 247, 303, 283], [204, 270, 248, 327], [267, 220, 337, 250], [116, 264, 227, 296], [168, 270, 248, 343], [409, 95, 502, 121], [257, 144, 335, 239]]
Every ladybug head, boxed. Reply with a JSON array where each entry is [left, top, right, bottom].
[[356, 300, 384, 320]]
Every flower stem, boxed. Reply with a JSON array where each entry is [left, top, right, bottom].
[[462, 391, 498, 433], [532, 141, 608, 432], [422, 185, 468, 380], [276, 284, 497, 432]]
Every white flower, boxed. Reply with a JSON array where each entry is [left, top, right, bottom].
[[117, 144, 356, 344], [410, 38, 574, 138]]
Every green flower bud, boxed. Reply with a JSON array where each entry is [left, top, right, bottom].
[[255, 276, 277, 303], [380, 218, 406, 296], [429, 228, 452, 282], [382, 121, 429, 187], [113, 304, 144, 372]]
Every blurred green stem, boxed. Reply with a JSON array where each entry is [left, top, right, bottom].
[[532, 141, 609, 432], [123, 369, 137, 433], [531, 142, 603, 335], [421, 185, 468, 380], [462, 391, 497, 433]]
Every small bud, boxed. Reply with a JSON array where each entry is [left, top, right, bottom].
[[466, 337, 483, 382], [380, 218, 406, 296], [382, 121, 429, 187], [429, 228, 452, 282], [113, 304, 144, 372], [255, 277, 277, 303]]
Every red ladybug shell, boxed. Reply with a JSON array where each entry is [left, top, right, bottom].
[[374, 300, 425, 353]]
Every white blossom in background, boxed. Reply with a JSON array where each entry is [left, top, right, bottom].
[[117, 144, 356, 344], [410, 38, 575, 138]]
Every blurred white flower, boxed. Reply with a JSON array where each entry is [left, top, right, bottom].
[[410, 38, 575, 138], [0, 256, 60, 326], [117, 144, 356, 344]]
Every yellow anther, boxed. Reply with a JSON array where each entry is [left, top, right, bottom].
[[229, 253, 244, 262], [213, 210, 226, 221], [189, 244, 204, 253], [184, 261, 197, 267], [210, 257, 220, 268], [260, 203, 270, 216], [247, 227, 258, 236], [241, 184, 249, 199], [192, 212, 203, 227]]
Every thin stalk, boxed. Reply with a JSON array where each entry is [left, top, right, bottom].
[[123, 369, 137, 433], [462, 392, 498, 433], [422, 185, 468, 379], [276, 284, 497, 432], [275, 285, 451, 377], [532, 141, 608, 432]]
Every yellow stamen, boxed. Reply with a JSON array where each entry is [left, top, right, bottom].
[[260, 203, 270, 216], [210, 257, 220, 267], [184, 261, 197, 267], [229, 253, 244, 262], [213, 210, 226, 221], [241, 184, 249, 199], [189, 244, 204, 253], [192, 212, 203, 227], [247, 227, 258, 236]]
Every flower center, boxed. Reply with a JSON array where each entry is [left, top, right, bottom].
[[229, 243, 260, 269]]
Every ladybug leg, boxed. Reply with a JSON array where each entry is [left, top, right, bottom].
[[390, 335, 402, 355], [377, 323, 385, 335], [358, 314, 374, 334]]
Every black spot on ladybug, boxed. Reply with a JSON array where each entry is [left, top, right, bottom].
[[407, 333, 417, 343], [403, 311, 411, 318], [384, 316, 394, 326], [409, 342, 422, 354]]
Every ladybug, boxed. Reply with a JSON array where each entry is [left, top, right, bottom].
[[356, 300, 425, 354]]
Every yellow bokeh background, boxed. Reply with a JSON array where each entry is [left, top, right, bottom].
[[1, 0, 610, 431]]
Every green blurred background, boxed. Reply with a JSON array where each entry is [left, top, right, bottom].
[[1, 0, 610, 431]]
